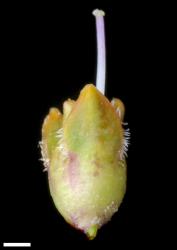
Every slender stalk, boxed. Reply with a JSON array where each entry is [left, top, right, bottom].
[[92, 9, 106, 95]]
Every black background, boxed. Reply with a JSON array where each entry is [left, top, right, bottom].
[[1, 1, 166, 248]]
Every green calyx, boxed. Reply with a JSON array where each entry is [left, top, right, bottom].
[[40, 84, 128, 240]]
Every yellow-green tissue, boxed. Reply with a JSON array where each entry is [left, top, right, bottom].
[[40, 84, 128, 239]]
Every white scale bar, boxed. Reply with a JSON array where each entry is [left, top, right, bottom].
[[3, 243, 31, 247]]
